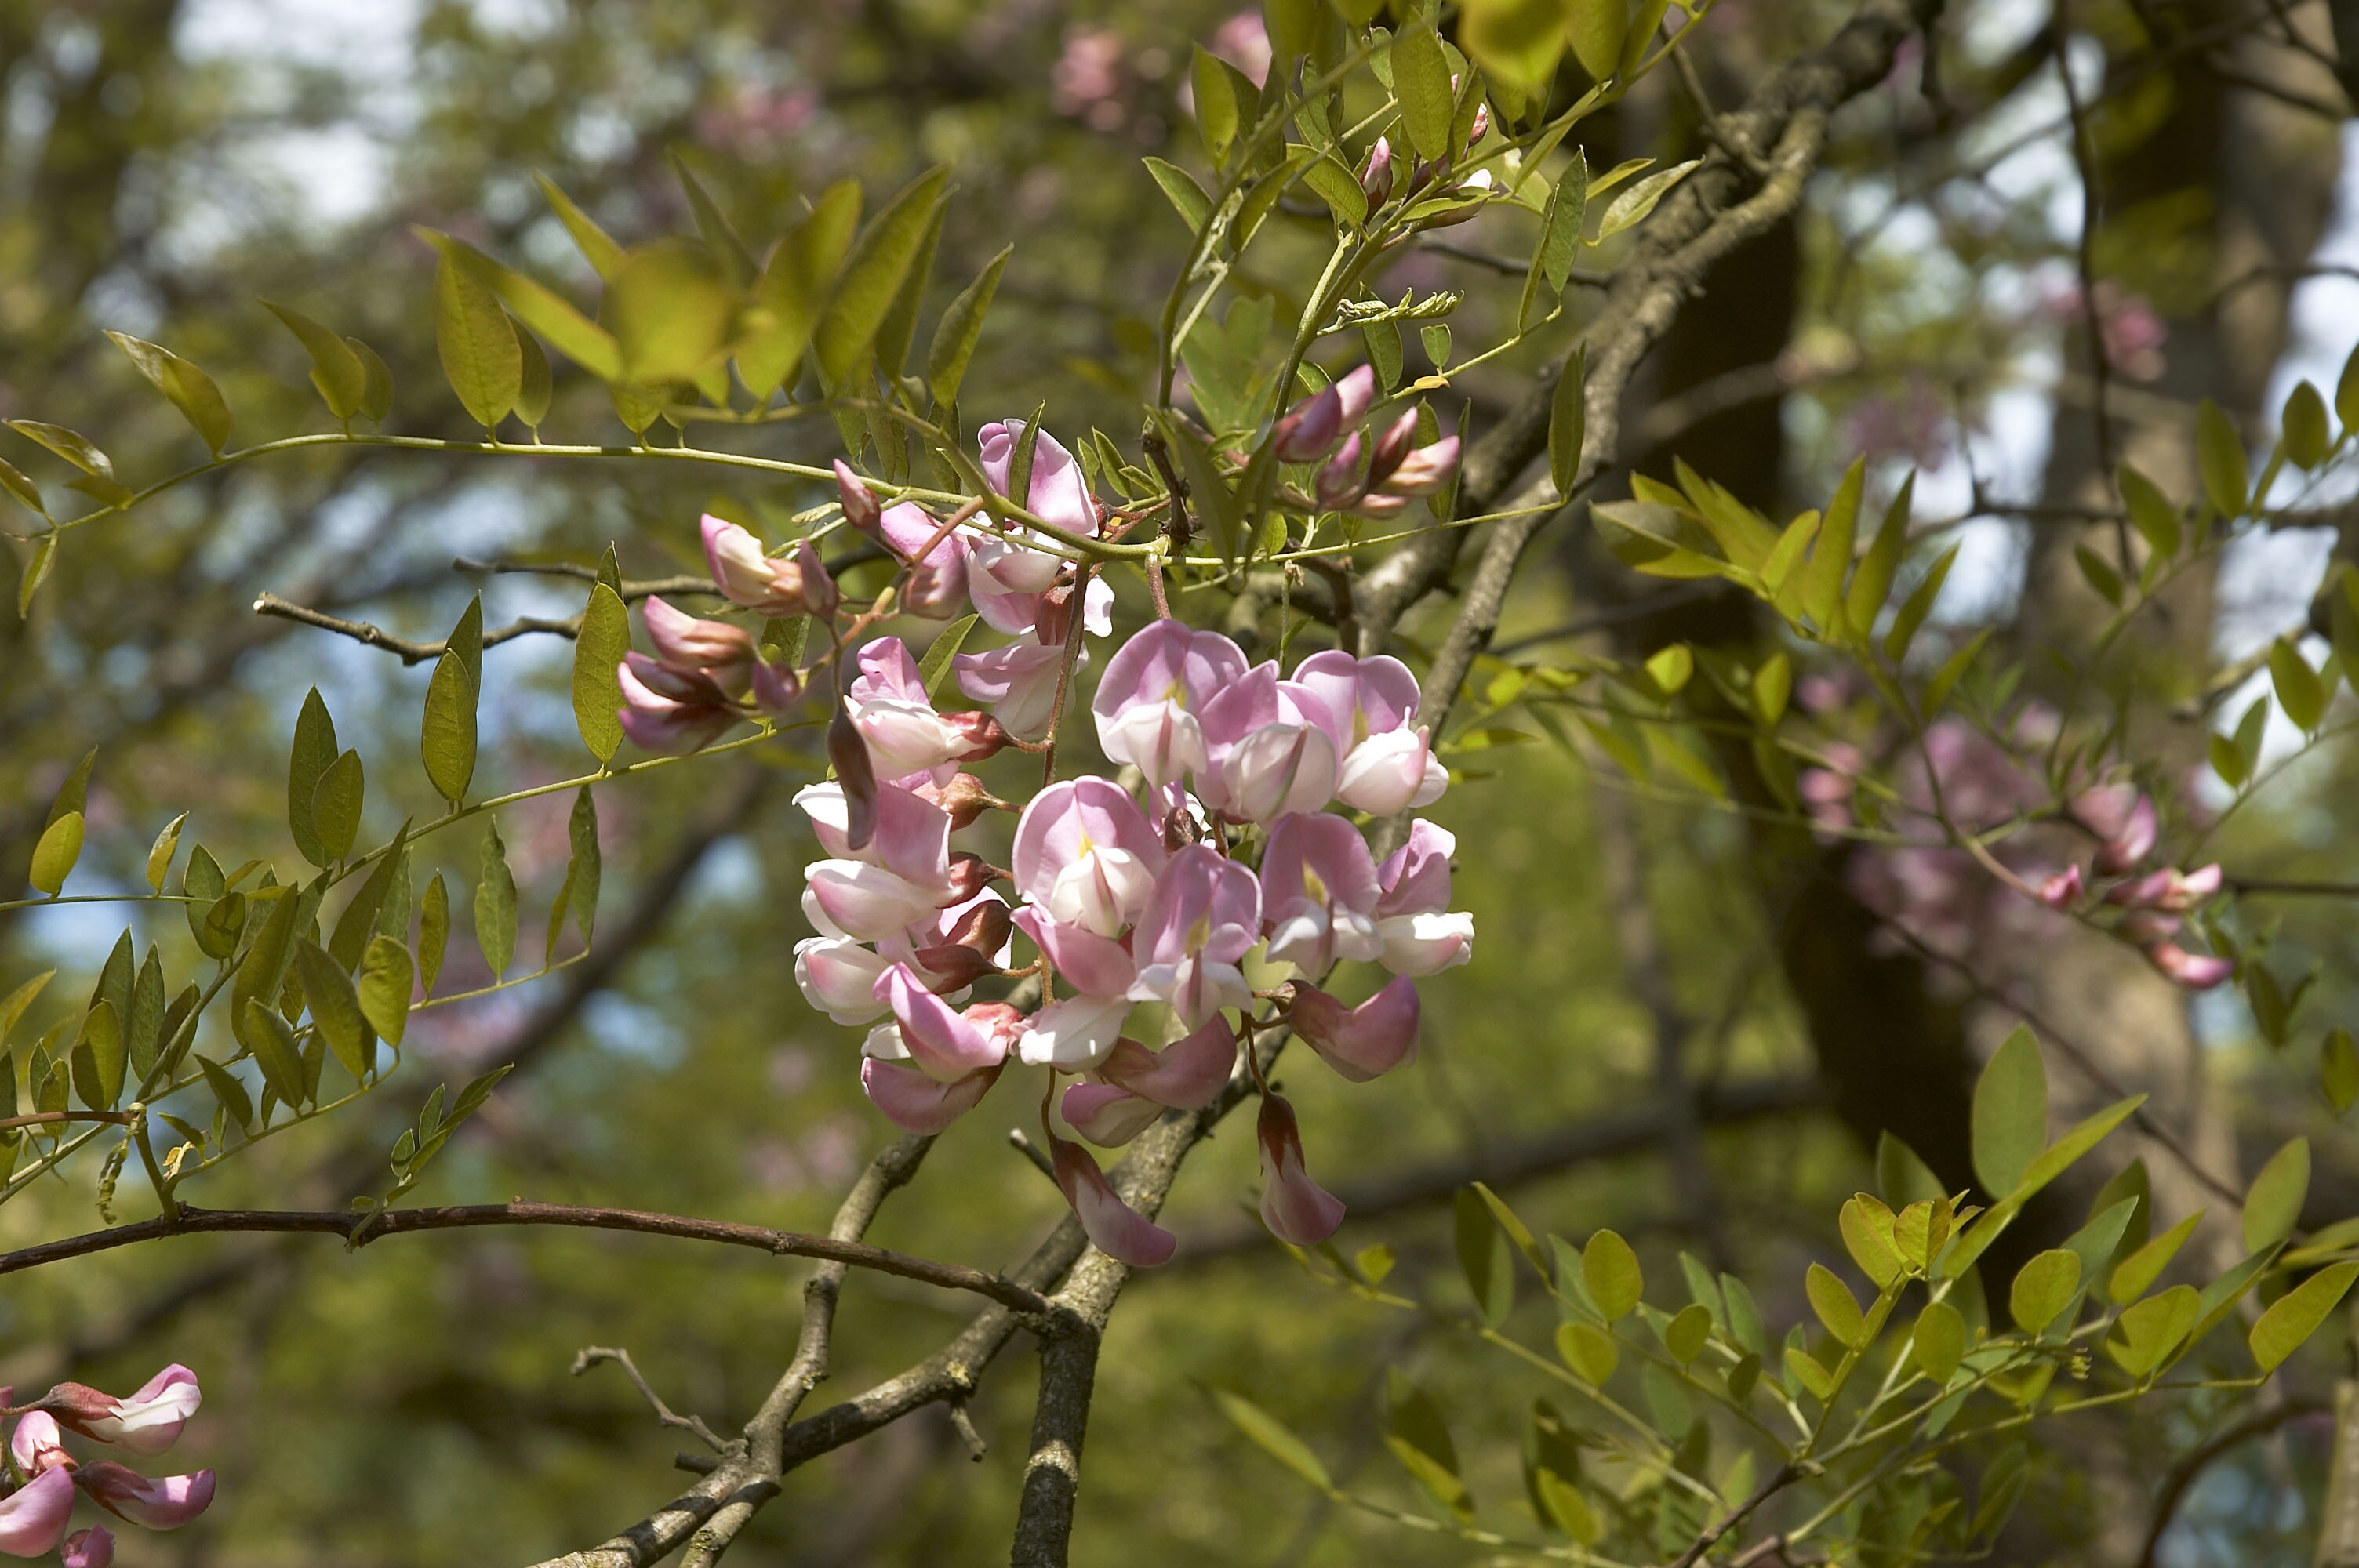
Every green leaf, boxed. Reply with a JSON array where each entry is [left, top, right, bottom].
[[358, 935, 414, 1047], [1845, 473, 1914, 639], [1212, 1391, 1331, 1491], [669, 151, 757, 288], [73, 1000, 125, 1111], [476, 820, 518, 980], [1663, 1302, 1713, 1364], [1644, 642, 1693, 695], [2340, 338, 2359, 433], [1911, 1300, 1965, 1382], [422, 650, 478, 804], [1799, 458, 1864, 634], [1753, 651, 1793, 726], [2283, 379, 2332, 470], [601, 238, 739, 387], [1841, 1193, 1908, 1287], [420, 230, 623, 384], [311, 750, 364, 864], [0, 971, 53, 1047], [2109, 1210, 2201, 1304], [918, 615, 980, 706], [15, 531, 53, 616], [1384, 1370, 1470, 1522], [1191, 45, 1245, 165], [1883, 544, 1957, 666], [28, 813, 82, 897], [330, 829, 409, 972], [1806, 1262, 1866, 1348], [262, 301, 368, 420], [2324, 1027, 2359, 1113], [533, 173, 624, 279], [1143, 157, 1213, 235], [242, 999, 305, 1109], [432, 242, 523, 430], [1456, 1186, 1515, 1324], [2016, 1093, 2145, 1200], [813, 166, 950, 392], [2195, 398, 2249, 517], [566, 786, 601, 946], [1548, 348, 1587, 499], [1393, 24, 1456, 162], [286, 688, 337, 866], [295, 938, 373, 1082], [1583, 1228, 1642, 1321], [1299, 151, 1369, 227], [0, 454, 45, 517], [572, 583, 629, 764], [2250, 1261, 2359, 1372], [513, 328, 552, 427], [2269, 638, 2325, 731], [2108, 1283, 2200, 1376], [420, 873, 450, 996], [1459, 0, 1572, 92], [2242, 1137, 2310, 1254], [1596, 160, 1699, 241], [2117, 463, 2179, 557], [106, 332, 233, 456], [1567, 0, 1629, 80], [1166, 416, 1241, 565], [351, 338, 394, 422], [1784, 1345, 1834, 1403], [8, 420, 119, 485], [1972, 1025, 2046, 1197], [197, 1054, 253, 1131], [2008, 1248, 2081, 1336], [144, 811, 187, 894], [1555, 1319, 1619, 1383], [926, 244, 1012, 408], [2074, 543, 2122, 606], [1923, 627, 1993, 717]]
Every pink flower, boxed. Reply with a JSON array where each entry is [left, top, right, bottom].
[[1012, 779, 1168, 937], [1209, 10, 1272, 86], [1376, 434, 1459, 497], [700, 515, 838, 619], [794, 936, 891, 1025], [36, 1367, 202, 1457], [955, 634, 1071, 740], [847, 639, 1004, 780], [860, 1055, 1001, 1134], [9, 1413, 70, 1477], [1017, 993, 1136, 1070], [1195, 663, 1339, 822], [878, 967, 1020, 1082], [73, 1464, 214, 1530], [874, 502, 972, 619], [616, 654, 740, 754], [1090, 620, 1251, 787], [1284, 975, 1421, 1081], [1358, 136, 1394, 206], [796, 782, 960, 944], [2108, 863, 2221, 912], [1257, 1094, 1346, 1245], [1061, 1081, 1165, 1145], [2074, 785, 2158, 873], [642, 596, 754, 693], [749, 657, 809, 720], [2037, 865, 2085, 909], [2146, 942, 2234, 990], [1050, 1134, 1177, 1265], [1372, 821, 1474, 975], [1012, 906, 1137, 999], [978, 422, 1097, 550], [1125, 844, 1261, 1028], [61, 1528, 112, 1568], [0, 1468, 75, 1557], [1259, 813, 1383, 971], [1286, 650, 1447, 815], [1316, 431, 1366, 508], [1096, 1016, 1239, 1106]]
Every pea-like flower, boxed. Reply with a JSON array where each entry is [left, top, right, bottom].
[[1284, 975, 1421, 1081], [700, 514, 838, 619], [1260, 813, 1383, 971], [1090, 619, 1250, 788], [1125, 844, 1262, 1029], [1257, 1094, 1346, 1246]]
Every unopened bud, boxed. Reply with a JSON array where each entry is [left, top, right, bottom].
[[944, 711, 1016, 761], [1271, 382, 1344, 463], [827, 702, 878, 852], [945, 852, 998, 902], [1358, 135, 1394, 208], [1034, 576, 1080, 644], [834, 459, 882, 537], [1314, 431, 1365, 509], [928, 772, 1005, 831], [1365, 408, 1420, 487], [1376, 435, 1459, 498], [911, 943, 1001, 990], [1467, 103, 1491, 147], [750, 659, 807, 720], [2037, 866, 2084, 909], [941, 895, 1014, 955]]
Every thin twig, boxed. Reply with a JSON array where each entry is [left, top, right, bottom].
[[450, 558, 722, 600], [253, 593, 584, 666], [2052, 6, 2122, 559], [2135, 1396, 2328, 1568], [574, 1346, 741, 1457]]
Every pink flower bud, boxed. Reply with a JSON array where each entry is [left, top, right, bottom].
[[2108, 863, 2221, 913], [1315, 432, 1365, 509], [38, 1367, 202, 1456], [1376, 435, 1459, 498], [938, 895, 1014, 956], [750, 657, 808, 720], [1365, 408, 1421, 488], [1358, 135, 1394, 207], [2146, 942, 2234, 990], [62, 1527, 114, 1568], [944, 852, 998, 904], [1271, 382, 1344, 463], [701, 516, 839, 619], [617, 655, 740, 755], [943, 710, 1016, 762], [2037, 866, 2084, 909], [1284, 976, 1420, 1082], [1062, 1080, 1164, 1146], [1050, 1133, 1177, 1265], [0, 1468, 75, 1557], [2118, 909, 2183, 942], [1256, 1094, 1346, 1246], [9, 1412, 71, 1476], [910, 942, 1001, 991], [860, 1054, 1001, 1134], [834, 459, 882, 537], [75, 1463, 215, 1530], [2080, 789, 2157, 873], [924, 773, 1001, 831], [1096, 1017, 1238, 1108], [642, 597, 754, 688], [827, 702, 879, 853], [1467, 102, 1491, 146]]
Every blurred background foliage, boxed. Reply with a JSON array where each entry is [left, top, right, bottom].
[[3, 0, 2359, 1563]]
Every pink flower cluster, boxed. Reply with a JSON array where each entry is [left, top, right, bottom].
[[2042, 783, 2232, 989], [0, 1366, 213, 1563], [644, 419, 1481, 1268], [1270, 365, 1462, 519]]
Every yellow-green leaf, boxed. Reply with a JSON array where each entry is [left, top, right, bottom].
[[358, 934, 414, 1047], [1911, 1300, 1965, 1382], [295, 938, 372, 1082], [29, 812, 82, 897], [2195, 398, 2249, 517], [2269, 638, 2324, 731], [572, 583, 629, 764], [926, 244, 1012, 408], [1583, 1228, 1642, 1321], [1806, 1262, 1866, 1348], [2249, 1261, 2359, 1373], [2242, 1137, 2310, 1254], [106, 332, 233, 456], [433, 242, 523, 430], [1555, 1320, 1619, 1384], [2108, 1210, 2202, 1305], [1548, 347, 1587, 499], [475, 820, 517, 980], [813, 166, 949, 392], [1566, 0, 1629, 80], [1212, 1391, 1331, 1491], [2008, 1248, 2081, 1336], [263, 301, 367, 421], [1392, 23, 1455, 162], [2283, 379, 2332, 470], [1972, 1025, 2046, 1197]]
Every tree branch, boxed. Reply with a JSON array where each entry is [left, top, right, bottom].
[[2135, 1396, 2328, 1568], [0, 1200, 1052, 1312]]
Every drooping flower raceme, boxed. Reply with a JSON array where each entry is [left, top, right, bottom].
[[732, 420, 1477, 1263]]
